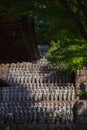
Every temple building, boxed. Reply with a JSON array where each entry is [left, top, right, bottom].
[[0, 11, 40, 63]]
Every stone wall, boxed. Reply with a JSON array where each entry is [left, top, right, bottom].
[[76, 68, 87, 93], [74, 100, 87, 124], [75, 69, 87, 126], [9, 123, 87, 130], [0, 64, 9, 80]]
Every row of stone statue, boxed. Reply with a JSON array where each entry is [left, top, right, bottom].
[[2, 83, 75, 90], [9, 58, 52, 69], [6, 59, 59, 86], [8, 67, 53, 71], [7, 61, 56, 84], [0, 57, 76, 125], [0, 102, 74, 124], [1, 93, 75, 101], [7, 70, 55, 76], [7, 71, 56, 76], [1, 85, 75, 101], [7, 69, 55, 73], [6, 76, 58, 84]]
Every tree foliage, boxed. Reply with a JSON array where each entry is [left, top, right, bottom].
[[36, 0, 87, 72], [46, 39, 87, 72], [0, 0, 87, 71]]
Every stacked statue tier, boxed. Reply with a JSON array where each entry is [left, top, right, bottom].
[[0, 58, 76, 124]]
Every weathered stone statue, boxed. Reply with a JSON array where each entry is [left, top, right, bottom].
[[55, 115, 60, 124], [38, 92, 42, 101], [34, 92, 38, 101], [67, 92, 71, 101], [71, 89, 75, 100], [50, 91, 54, 101], [63, 87, 67, 101], [61, 104, 66, 124], [59, 89, 63, 101], [70, 111, 74, 123], [66, 103, 71, 122], [46, 92, 50, 101], [42, 92, 46, 100]]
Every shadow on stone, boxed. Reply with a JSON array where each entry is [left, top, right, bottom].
[[80, 82, 86, 91], [0, 79, 9, 87]]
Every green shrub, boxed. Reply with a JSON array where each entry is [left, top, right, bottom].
[[78, 90, 87, 97]]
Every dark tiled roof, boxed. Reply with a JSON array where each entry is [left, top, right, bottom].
[[0, 12, 40, 63]]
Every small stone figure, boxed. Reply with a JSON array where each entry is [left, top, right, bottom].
[[45, 111, 51, 124], [61, 104, 66, 124], [32, 114, 37, 124], [42, 112, 46, 123], [68, 86, 72, 99], [70, 111, 74, 123], [50, 91, 54, 101], [66, 103, 71, 123], [42, 92, 45, 100], [55, 115, 60, 124], [63, 87, 67, 100], [71, 89, 75, 100], [25, 77, 28, 84], [59, 89, 63, 101], [46, 92, 50, 101], [38, 102, 42, 109], [54, 90, 58, 100], [20, 77, 24, 84], [34, 92, 38, 101]]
